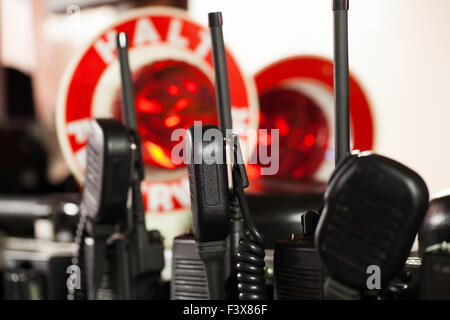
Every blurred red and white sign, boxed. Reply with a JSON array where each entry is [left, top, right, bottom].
[[56, 7, 258, 244]]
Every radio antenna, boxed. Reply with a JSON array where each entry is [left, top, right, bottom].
[[209, 12, 233, 132], [117, 32, 138, 131], [208, 12, 265, 300], [117, 32, 144, 181], [117, 32, 156, 298], [333, 0, 350, 164]]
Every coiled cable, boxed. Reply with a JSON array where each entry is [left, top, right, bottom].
[[234, 170, 266, 300]]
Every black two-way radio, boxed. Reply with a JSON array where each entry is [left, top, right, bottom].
[[208, 12, 249, 300], [315, 0, 429, 300], [82, 120, 132, 226], [271, 0, 351, 300], [171, 12, 267, 301], [71, 33, 166, 300], [208, 12, 266, 300], [273, 210, 324, 300], [186, 123, 229, 299], [116, 32, 165, 300], [170, 122, 233, 300]]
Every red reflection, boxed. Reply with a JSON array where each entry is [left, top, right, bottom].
[[113, 60, 217, 170], [304, 134, 316, 147], [246, 164, 261, 180], [184, 80, 198, 93], [143, 141, 176, 169], [275, 117, 290, 136], [168, 84, 180, 96], [164, 115, 181, 128], [255, 88, 329, 180], [137, 98, 162, 114], [174, 98, 189, 111], [259, 132, 272, 146]]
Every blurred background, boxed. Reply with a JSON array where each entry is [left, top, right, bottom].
[[0, 0, 448, 299], [2, 0, 449, 195]]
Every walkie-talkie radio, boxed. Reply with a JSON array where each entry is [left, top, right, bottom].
[[71, 33, 165, 300], [208, 11, 267, 301], [317, 152, 429, 299], [72, 118, 132, 300], [186, 123, 229, 300], [315, 0, 429, 300], [171, 12, 267, 300], [183, 125, 265, 300], [274, 210, 324, 300], [116, 32, 165, 299], [270, 0, 347, 301]]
